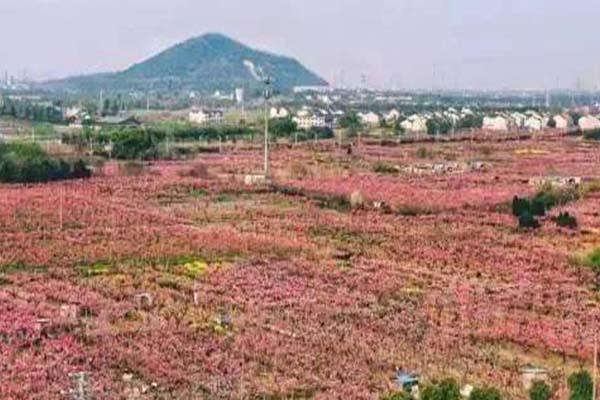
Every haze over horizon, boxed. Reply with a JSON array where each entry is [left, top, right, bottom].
[[2, 0, 600, 91]]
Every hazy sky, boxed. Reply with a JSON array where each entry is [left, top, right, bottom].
[[1, 0, 599, 90]]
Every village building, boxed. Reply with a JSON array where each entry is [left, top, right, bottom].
[[385, 109, 401, 123], [293, 111, 334, 130], [358, 111, 381, 126], [483, 115, 509, 131], [400, 114, 428, 133], [578, 115, 600, 131], [553, 114, 569, 130], [270, 107, 290, 119], [189, 109, 224, 125], [524, 115, 544, 131]]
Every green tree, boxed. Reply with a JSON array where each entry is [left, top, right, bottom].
[[568, 370, 592, 400], [469, 386, 501, 400], [529, 380, 552, 400], [422, 379, 461, 400], [270, 117, 297, 139], [338, 112, 363, 135], [380, 392, 412, 400]]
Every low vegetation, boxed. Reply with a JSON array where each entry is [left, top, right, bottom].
[[529, 380, 552, 400], [421, 379, 461, 400], [512, 184, 580, 229], [567, 370, 592, 400], [0, 142, 90, 183], [2, 133, 600, 398]]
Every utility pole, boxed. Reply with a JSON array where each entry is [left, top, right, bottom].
[[594, 333, 598, 400], [263, 77, 272, 179]]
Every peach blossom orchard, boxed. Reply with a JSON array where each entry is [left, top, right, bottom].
[[1, 134, 600, 399]]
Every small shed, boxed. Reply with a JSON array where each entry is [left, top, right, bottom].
[[521, 365, 549, 390]]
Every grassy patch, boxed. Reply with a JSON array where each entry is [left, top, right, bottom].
[[310, 225, 383, 247], [78, 262, 112, 277], [416, 147, 432, 159], [396, 204, 435, 216], [574, 248, 600, 272], [373, 161, 399, 175], [272, 185, 353, 213], [581, 179, 600, 197], [76, 253, 238, 279], [189, 188, 209, 198], [156, 275, 187, 291], [216, 193, 233, 203], [534, 183, 580, 209], [250, 388, 317, 400], [0, 263, 47, 275], [182, 259, 209, 279]]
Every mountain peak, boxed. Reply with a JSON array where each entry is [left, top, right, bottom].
[[44, 33, 327, 94]]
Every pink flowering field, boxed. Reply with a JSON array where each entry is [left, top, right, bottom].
[[1, 134, 599, 399]]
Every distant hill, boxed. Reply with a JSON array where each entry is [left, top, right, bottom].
[[43, 33, 328, 94]]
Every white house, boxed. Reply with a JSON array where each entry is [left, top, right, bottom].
[[385, 109, 401, 123], [578, 116, 600, 131], [293, 111, 334, 130], [64, 106, 82, 120], [359, 112, 381, 126], [270, 107, 290, 119], [400, 114, 428, 133], [524, 116, 544, 132], [189, 109, 224, 125], [483, 116, 509, 132], [553, 115, 569, 130], [510, 112, 527, 129]]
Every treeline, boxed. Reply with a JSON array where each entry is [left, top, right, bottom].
[[426, 114, 484, 135], [62, 121, 334, 160], [62, 125, 256, 160], [382, 369, 593, 400], [583, 128, 600, 141], [0, 142, 90, 183], [0, 98, 64, 123]]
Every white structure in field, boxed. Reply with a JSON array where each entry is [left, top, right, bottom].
[[578, 115, 600, 131], [358, 111, 381, 126], [270, 107, 290, 119], [483, 116, 509, 131], [189, 109, 224, 125]]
